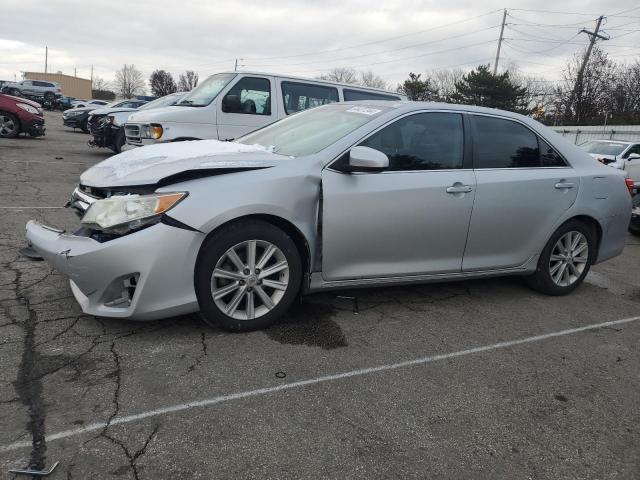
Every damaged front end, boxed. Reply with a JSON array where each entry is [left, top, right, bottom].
[[23, 184, 204, 320], [87, 115, 117, 150]]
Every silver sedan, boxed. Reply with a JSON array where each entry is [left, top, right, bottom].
[[25, 102, 632, 331]]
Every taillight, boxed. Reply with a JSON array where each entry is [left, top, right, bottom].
[[625, 178, 635, 196]]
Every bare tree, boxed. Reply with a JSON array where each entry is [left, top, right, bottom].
[[429, 68, 464, 103], [91, 76, 110, 92], [178, 70, 199, 91], [113, 64, 145, 98], [359, 70, 388, 89], [317, 67, 358, 84], [557, 47, 616, 124], [149, 70, 177, 96]]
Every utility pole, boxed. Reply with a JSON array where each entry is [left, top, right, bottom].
[[569, 15, 609, 122], [234, 58, 238, 71], [493, 9, 507, 75], [90, 64, 94, 85], [74, 67, 77, 77], [44, 46, 48, 73]]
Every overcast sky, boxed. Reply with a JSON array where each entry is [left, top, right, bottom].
[[1, 0, 639, 90]]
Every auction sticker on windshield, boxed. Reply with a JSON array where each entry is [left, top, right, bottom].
[[346, 106, 382, 115]]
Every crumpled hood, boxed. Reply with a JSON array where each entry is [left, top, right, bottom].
[[80, 139, 290, 187]]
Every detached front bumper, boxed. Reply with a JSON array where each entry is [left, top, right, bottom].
[[63, 117, 84, 128], [25, 221, 204, 320], [26, 119, 45, 137]]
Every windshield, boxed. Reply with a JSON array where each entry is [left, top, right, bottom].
[[138, 93, 185, 111], [176, 73, 236, 107], [237, 104, 389, 157], [582, 141, 628, 156]]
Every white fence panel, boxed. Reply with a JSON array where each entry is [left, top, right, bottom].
[[552, 125, 640, 145]]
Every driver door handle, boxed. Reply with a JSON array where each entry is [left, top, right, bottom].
[[446, 185, 473, 194], [555, 182, 576, 189]]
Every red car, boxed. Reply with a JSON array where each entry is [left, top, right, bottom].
[[0, 93, 45, 138]]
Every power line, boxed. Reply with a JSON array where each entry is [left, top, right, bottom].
[[509, 8, 640, 18], [245, 25, 500, 68]]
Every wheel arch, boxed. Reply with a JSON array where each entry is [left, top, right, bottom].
[[198, 213, 312, 274], [563, 214, 603, 254]]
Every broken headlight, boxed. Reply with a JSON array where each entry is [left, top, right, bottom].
[[81, 192, 187, 234]]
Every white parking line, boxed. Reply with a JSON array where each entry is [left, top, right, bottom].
[[2, 315, 639, 453]]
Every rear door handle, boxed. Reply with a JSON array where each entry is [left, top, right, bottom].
[[446, 185, 473, 194], [555, 182, 576, 189]]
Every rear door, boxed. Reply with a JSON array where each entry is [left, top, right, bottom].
[[217, 75, 275, 140], [322, 111, 476, 280], [462, 114, 579, 271], [20, 81, 36, 95]]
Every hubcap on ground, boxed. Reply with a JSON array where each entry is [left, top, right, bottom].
[[210, 240, 289, 320], [549, 231, 588, 287]]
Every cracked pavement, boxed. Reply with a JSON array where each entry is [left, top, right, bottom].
[[0, 112, 639, 479]]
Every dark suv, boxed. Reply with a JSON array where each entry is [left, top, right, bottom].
[[0, 94, 45, 138]]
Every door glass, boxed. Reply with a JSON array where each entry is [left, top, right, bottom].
[[624, 145, 640, 158], [222, 77, 271, 115], [474, 116, 540, 168], [282, 82, 338, 114], [358, 113, 464, 171], [540, 139, 566, 167]]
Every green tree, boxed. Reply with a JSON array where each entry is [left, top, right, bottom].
[[451, 65, 530, 114], [396, 73, 436, 101]]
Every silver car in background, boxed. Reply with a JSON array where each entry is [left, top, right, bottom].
[[25, 102, 632, 331]]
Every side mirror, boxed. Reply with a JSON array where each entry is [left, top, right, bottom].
[[348, 146, 389, 171], [627, 153, 640, 161]]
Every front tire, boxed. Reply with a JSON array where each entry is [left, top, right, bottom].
[[525, 220, 596, 295], [0, 112, 20, 138], [112, 128, 126, 153], [81, 118, 89, 133], [195, 220, 302, 331]]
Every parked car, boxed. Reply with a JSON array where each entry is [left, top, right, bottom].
[[1, 79, 62, 101], [629, 194, 640, 236], [89, 93, 186, 153], [63, 99, 146, 133], [581, 140, 640, 188], [71, 99, 109, 109], [0, 93, 45, 138], [24, 102, 631, 331], [125, 71, 405, 147], [57, 96, 77, 110]]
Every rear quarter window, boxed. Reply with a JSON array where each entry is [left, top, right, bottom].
[[343, 89, 401, 101]]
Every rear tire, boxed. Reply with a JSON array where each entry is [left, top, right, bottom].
[[195, 220, 302, 332], [525, 220, 596, 296], [9, 88, 20, 97], [628, 195, 640, 236], [0, 112, 20, 138], [44, 91, 55, 102]]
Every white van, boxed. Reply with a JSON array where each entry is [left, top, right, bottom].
[[124, 71, 406, 146]]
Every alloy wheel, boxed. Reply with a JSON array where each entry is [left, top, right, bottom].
[[0, 115, 17, 136], [210, 239, 290, 320], [549, 231, 589, 287]]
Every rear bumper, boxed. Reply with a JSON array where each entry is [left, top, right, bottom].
[[25, 221, 205, 320]]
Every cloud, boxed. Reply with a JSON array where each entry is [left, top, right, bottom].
[[0, 0, 638, 87]]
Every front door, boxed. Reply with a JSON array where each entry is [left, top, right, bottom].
[[462, 114, 580, 271], [322, 112, 476, 280], [216, 75, 275, 140]]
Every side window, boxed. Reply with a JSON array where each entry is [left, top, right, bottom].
[[359, 113, 464, 171], [222, 77, 271, 115], [473, 116, 540, 168], [22, 81, 32, 86], [540, 139, 566, 167], [282, 82, 338, 115], [344, 89, 400, 101], [624, 145, 640, 158]]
